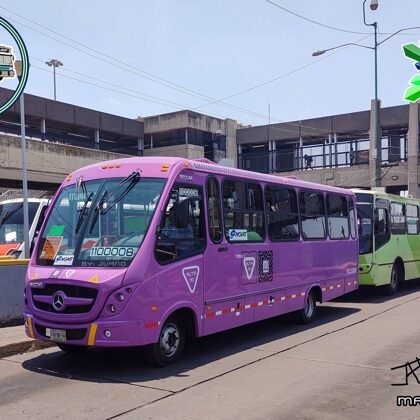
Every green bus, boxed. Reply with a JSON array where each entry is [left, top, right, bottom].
[[353, 189, 420, 294]]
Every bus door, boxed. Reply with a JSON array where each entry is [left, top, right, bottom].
[[203, 177, 254, 335]]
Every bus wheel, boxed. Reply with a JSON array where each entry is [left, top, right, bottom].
[[57, 343, 88, 354], [384, 264, 400, 295], [296, 290, 317, 324], [144, 314, 185, 366]]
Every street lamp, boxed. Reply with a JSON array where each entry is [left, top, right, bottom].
[[312, 0, 420, 188], [45, 58, 63, 101]]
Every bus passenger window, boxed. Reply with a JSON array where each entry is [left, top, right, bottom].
[[222, 180, 265, 242], [265, 186, 299, 241], [156, 185, 206, 263], [390, 202, 406, 234], [406, 204, 419, 234], [207, 177, 222, 243], [327, 194, 349, 240], [299, 191, 326, 240]]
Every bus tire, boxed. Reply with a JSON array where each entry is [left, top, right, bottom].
[[384, 263, 401, 295], [144, 314, 185, 367], [296, 290, 317, 324], [57, 343, 88, 354]]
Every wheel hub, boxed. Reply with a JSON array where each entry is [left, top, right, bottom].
[[160, 323, 180, 357]]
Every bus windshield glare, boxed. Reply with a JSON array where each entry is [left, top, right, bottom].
[[36, 177, 166, 267]]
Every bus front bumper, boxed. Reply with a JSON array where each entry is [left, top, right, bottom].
[[24, 313, 152, 347]]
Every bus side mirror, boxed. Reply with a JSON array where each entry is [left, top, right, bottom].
[[175, 197, 189, 229]]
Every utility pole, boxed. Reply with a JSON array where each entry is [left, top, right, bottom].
[[45, 59, 63, 100]]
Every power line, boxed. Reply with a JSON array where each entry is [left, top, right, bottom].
[[264, 0, 420, 36], [2, 8, 363, 134]]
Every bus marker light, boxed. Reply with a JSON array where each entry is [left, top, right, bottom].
[[184, 162, 190, 167], [109, 304, 117, 313], [116, 163, 122, 168], [161, 164, 169, 172], [116, 293, 125, 301], [101, 165, 107, 169], [126, 287, 132, 294], [151, 306, 158, 312], [104, 330, 112, 338], [108, 164, 114, 169]]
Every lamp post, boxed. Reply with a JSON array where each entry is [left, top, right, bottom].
[[45, 58, 63, 100], [15, 60, 29, 258], [312, 1, 420, 188]]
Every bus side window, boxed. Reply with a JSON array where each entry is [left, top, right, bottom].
[[207, 177, 222, 243], [222, 180, 265, 242], [348, 197, 357, 239], [406, 204, 419, 234], [265, 186, 299, 241], [375, 207, 390, 250], [299, 191, 326, 240], [390, 202, 406, 235], [155, 184, 206, 263], [327, 194, 349, 240]]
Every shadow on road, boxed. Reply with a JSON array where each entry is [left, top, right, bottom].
[[334, 277, 420, 304], [22, 304, 359, 384]]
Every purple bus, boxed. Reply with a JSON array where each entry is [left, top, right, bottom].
[[24, 157, 358, 365]]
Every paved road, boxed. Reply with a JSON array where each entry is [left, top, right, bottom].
[[2, 282, 420, 420]]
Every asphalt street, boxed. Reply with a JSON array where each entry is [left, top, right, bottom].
[[2, 282, 420, 420]]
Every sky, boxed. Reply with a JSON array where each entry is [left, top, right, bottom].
[[0, 0, 419, 126]]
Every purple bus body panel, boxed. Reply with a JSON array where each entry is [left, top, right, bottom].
[[24, 157, 358, 348]]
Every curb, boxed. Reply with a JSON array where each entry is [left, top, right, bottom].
[[0, 339, 55, 359]]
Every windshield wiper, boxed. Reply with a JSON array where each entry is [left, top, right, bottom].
[[88, 171, 140, 234], [75, 191, 94, 234]]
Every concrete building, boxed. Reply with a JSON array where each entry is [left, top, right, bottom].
[[237, 101, 420, 198], [0, 86, 418, 198], [141, 110, 237, 165]]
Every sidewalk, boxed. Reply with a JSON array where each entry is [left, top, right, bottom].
[[0, 325, 53, 358]]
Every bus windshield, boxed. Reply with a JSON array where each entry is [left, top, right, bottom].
[[0, 201, 39, 244], [356, 202, 373, 254], [36, 177, 166, 267]]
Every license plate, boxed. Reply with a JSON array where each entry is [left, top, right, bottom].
[[46, 328, 66, 342]]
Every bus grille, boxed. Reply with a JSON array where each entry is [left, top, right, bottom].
[[31, 284, 98, 314]]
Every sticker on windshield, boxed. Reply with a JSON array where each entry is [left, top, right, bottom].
[[89, 247, 136, 258], [48, 225, 65, 236], [40, 236, 63, 260], [54, 255, 74, 266]]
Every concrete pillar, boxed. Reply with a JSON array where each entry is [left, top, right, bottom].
[[225, 119, 237, 168], [299, 137, 303, 169], [369, 99, 382, 190], [328, 133, 332, 168], [137, 138, 144, 157], [271, 140, 277, 173], [150, 134, 153, 149], [334, 133, 338, 167], [185, 128, 189, 145], [94, 129, 100, 150], [237, 144, 242, 169], [407, 101, 419, 198], [40, 118, 46, 141]]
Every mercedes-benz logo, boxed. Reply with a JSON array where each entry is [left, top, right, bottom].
[[52, 291, 66, 312]]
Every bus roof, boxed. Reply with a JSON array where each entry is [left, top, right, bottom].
[[69, 156, 355, 196], [352, 188, 420, 204]]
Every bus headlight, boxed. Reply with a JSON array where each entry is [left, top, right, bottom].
[[100, 284, 138, 318]]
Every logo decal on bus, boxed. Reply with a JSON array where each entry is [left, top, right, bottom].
[[182, 265, 200, 293], [228, 229, 248, 241], [243, 257, 256, 280], [65, 269, 76, 278], [54, 255, 74, 266]]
